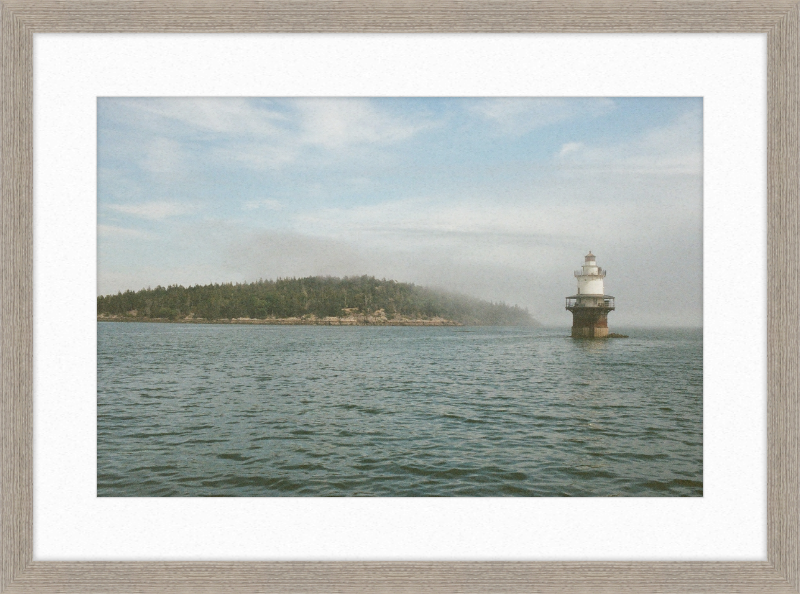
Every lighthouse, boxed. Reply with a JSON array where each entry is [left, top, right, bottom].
[[565, 251, 615, 338]]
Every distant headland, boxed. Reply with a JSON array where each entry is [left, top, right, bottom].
[[97, 275, 539, 327]]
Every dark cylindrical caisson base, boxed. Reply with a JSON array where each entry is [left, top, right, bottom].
[[569, 307, 611, 338]]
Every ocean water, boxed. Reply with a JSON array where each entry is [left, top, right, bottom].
[[97, 323, 702, 497]]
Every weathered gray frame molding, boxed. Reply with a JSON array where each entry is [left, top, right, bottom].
[[2, 2, 797, 592]]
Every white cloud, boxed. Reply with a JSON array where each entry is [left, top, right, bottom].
[[98, 167, 143, 202], [555, 109, 702, 175], [139, 138, 185, 174], [106, 201, 195, 221], [112, 98, 438, 172], [295, 99, 436, 149], [243, 199, 283, 211], [98, 224, 150, 239], [472, 98, 615, 134], [120, 98, 285, 137], [559, 142, 584, 157], [294, 183, 699, 256], [213, 143, 299, 171]]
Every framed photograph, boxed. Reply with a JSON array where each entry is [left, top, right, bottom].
[[94, 95, 703, 499], [2, 2, 797, 593]]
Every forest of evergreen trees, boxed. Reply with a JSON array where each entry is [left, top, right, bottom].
[[97, 276, 537, 326]]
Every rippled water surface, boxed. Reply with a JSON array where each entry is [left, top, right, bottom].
[[98, 323, 702, 496]]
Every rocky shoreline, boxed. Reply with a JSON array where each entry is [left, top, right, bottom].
[[97, 313, 462, 326]]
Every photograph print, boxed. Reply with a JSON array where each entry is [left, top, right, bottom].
[[97, 97, 702, 497]]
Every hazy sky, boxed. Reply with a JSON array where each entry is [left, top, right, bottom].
[[98, 97, 702, 327]]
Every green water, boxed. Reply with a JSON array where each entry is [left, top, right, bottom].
[[97, 324, 702, 496]]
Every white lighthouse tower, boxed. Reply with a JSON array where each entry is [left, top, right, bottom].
[[565, 251, 615, 338]]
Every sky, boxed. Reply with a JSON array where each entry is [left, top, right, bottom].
[[97, 97, 702, 327]]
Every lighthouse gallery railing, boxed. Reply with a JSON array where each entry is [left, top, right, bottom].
[[574, 269, 607, 277], [565, 297, 615, 309]]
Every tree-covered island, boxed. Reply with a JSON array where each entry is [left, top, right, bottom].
[[97, 275, 538, 326]]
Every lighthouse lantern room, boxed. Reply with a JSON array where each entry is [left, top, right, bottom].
[[565, 251, 615, 338]]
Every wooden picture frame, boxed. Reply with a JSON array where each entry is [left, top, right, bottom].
[[2, 2, 797, 592]]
